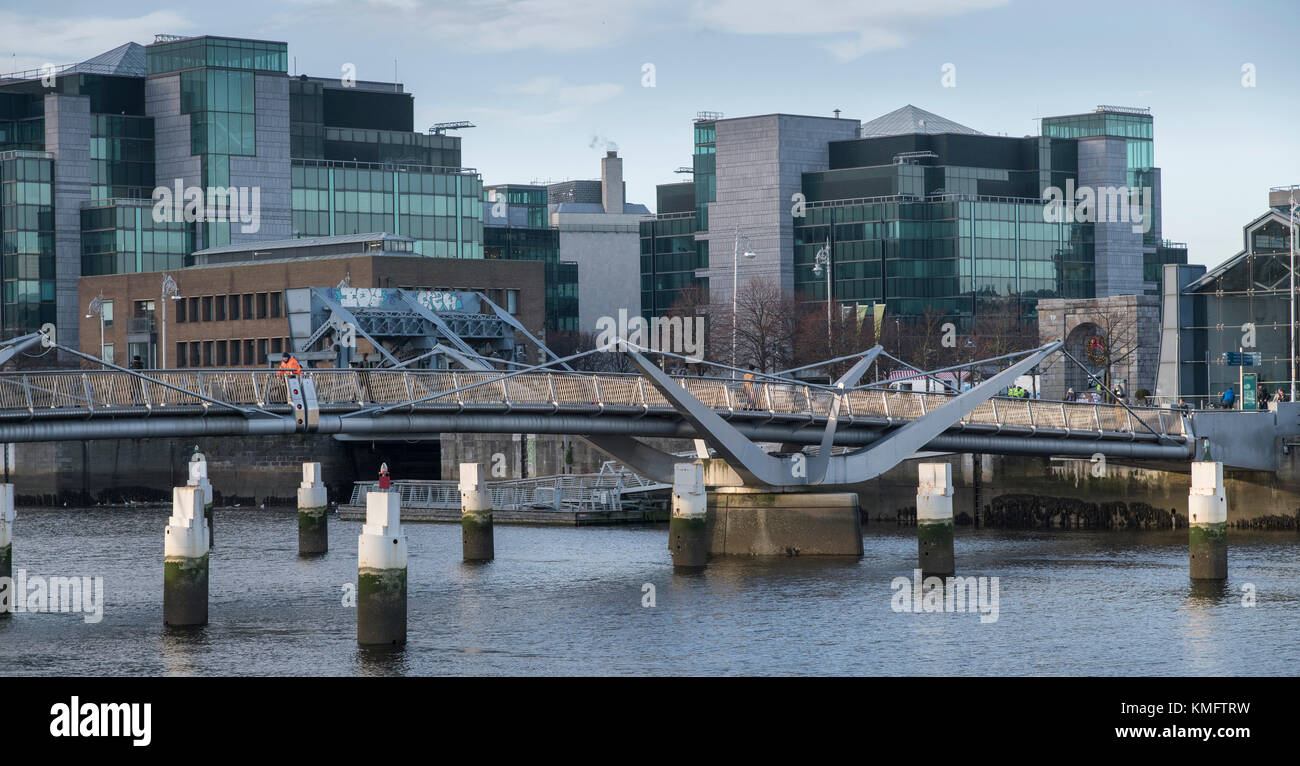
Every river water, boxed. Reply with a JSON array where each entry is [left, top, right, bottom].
[[2, 507, 1297, 676]]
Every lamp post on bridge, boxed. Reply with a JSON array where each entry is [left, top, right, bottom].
[[731, 225, 756, 377], [812, 238, 833, 355], [85, 292, 106, 361], [160, 274, 180, 369]]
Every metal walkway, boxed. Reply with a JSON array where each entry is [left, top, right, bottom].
[[347, 462, 669, 513]]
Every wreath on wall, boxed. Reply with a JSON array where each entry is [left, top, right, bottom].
[[1085, 335, 1108, 364]]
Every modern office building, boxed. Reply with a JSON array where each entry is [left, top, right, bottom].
[[485, 151, 648, 334], [1156, 188, 1299, 405], [641, 105, 1187, 329], [483, 183, 577, 332], [0, 34, 484, 351]]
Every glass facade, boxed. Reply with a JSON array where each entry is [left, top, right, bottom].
[[81, 199, 194, 276], [291, 159, 483, 258], [0, 92, 44, 152], [693, 121, 715, 232], [640, 213, 708, 319], [483, 224, 575, 331], [147, 37, 288, 76], [1185, 216, 1294, 400], [794, 198, 1093, 326], [90, 114, 154, 202], [0, 151, 56, 333], [1042, 109, 1162, 256]]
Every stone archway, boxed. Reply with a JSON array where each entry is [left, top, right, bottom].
[[1064, 322, 1106, 397]]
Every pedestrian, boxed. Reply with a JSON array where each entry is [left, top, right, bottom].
[[278, 351, 303, 378], [1065, 387, 1075, 402], [1220, 387, 1235, 409], [130, 355, 144, 370], [743, 365, 758, 409]]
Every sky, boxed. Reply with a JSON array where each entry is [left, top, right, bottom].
[[2, 0, 1298, 267]]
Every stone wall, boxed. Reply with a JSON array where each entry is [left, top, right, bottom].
[[1037, 294, 1161, 401]]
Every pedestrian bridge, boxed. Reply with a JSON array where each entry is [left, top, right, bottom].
[[0, 332, 1194, 487]]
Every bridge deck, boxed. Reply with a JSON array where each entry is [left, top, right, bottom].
[[0, 368, 1185, 440]]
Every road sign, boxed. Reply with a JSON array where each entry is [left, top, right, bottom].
[[1222, 351, 1262, 366], [1242, 373, 1257, 411]]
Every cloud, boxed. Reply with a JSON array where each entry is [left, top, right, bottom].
[[495, 77, 623, 106], [0, 10, 195, 72], [689, 0, 1008, 61], [275, 0, 647, 53]]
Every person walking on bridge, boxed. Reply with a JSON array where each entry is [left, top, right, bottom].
[[278, 351, 303, 378], [1220, 386, 1235, 410]]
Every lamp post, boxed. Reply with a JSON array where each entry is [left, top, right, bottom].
[[731, 225, 756, 375], [812, 238, 832, 353], [161, 274, 180, 369], [1291, 189, 1297, 402], [86, 292, 106, 361]]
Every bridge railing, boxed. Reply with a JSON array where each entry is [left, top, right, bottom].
[[0, 368, 1184, 438]]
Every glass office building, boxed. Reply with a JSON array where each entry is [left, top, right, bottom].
[[293, 160, 483, 259], [0, 151, 55, 332], [641, 106, 1183, 329], [483, 184, 578, 331], [0, 33, 485, 337]]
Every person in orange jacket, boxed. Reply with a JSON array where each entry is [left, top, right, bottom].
[[277, 351, 303, 377]]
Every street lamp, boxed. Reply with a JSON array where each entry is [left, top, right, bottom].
[[731, 225, 756, 375], [812, 238, 832, 352], [1290, 189, 1298, 402], [160, 274, 181, 369], [86, 292, 106, 361]]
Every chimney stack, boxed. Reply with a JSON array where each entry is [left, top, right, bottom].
[[601, 151, 624, 214]]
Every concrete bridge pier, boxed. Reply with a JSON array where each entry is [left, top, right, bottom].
[[297, 462, 328, 555], [187, 448, 214, 548], [917, 463, 955, 577], [459, 463, 494, 562], [0, 484, 13, 617], [357, 490, 407, 646], [1188, 461, 1227, 580], [670, 463, 709, 570], [164, 485, 210, 627]]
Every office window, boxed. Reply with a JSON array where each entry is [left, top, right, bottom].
[[202, 296, 213, 322], [256, 292, 268, 319], [243, 339, 255, 366], [176, 298, 187, 323], [230, 340, 241, 365], [507, 289, 519, 314], [271, 337, 282, 354], [243, 293, 254, 319], [101, 300, 114, 328], [256, 338, 268, 365], [202, 341, 213, 366], [177, 342, 187, 367], [215, 296, 226, 321], [189, 342, 200, 367], [215, 340, 227, 366], [189, 297, 200, 322], [102, 343, 114, 364], [229, 295, 240, 320]]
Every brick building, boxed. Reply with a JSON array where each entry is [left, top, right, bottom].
[[77, 233, 545, 368]]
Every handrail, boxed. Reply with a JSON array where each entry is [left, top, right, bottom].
[[0, 367, 1185, 439]]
